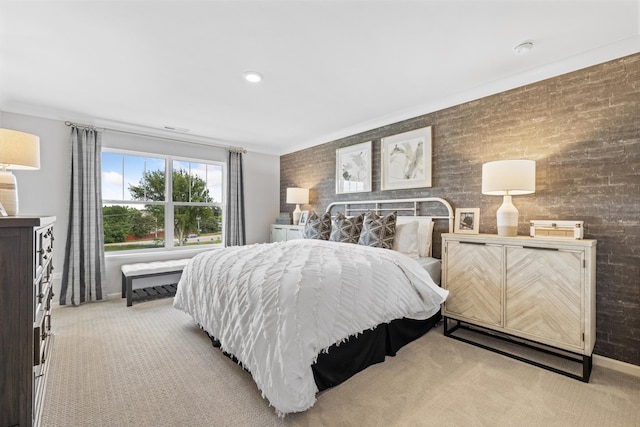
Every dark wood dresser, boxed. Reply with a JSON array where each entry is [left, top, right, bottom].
[[0, 216, 56, 427]]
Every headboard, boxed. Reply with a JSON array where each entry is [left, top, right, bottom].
[[324, 197, 454, 233]]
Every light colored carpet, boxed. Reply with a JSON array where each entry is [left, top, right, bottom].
[[42, 297, 639, 427]]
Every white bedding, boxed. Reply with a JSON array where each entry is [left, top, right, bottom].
[[416, 257, 441, 284], [173, 239, 448, 415]]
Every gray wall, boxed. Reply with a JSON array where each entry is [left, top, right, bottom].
[[281, 53, 640, 366], [0, 112, 280, 298]]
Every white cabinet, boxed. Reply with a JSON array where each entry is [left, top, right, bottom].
[[270, 224, 304, 243], [441, 233, 596, 381]]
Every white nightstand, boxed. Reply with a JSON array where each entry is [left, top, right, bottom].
[[270, 224, 304, 242]]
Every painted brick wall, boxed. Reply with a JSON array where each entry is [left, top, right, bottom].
[[280, 53, 640, 366]]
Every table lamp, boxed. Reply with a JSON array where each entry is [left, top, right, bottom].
[[0, 128, 41, 216], [286, 187, 309, 225], [482, 159, 535, 237]]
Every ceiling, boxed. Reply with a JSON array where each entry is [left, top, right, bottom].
[[1, 1, 639, 155]]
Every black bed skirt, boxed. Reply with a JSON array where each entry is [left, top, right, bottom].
[[312, 312, 441, 391], [206, 311, 441, 392]]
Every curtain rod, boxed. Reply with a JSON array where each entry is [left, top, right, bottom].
[[64, 121, 247, 153]]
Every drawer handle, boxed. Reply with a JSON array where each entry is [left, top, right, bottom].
[[522, 246, 559, 251], [459, 241, 486, 246]]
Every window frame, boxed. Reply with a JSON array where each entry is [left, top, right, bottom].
[[101, 147, 226, 255]]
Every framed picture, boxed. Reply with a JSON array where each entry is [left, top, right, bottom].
[[381, 126, 432, 190], [299, 210, 310, 226], [336, 141, 372, 194], [454, 208, 480, 234]]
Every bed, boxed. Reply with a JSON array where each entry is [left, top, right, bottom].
[[173, 197, 453, 415]]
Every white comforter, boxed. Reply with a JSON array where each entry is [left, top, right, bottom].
[[173, 239, 448, 415]]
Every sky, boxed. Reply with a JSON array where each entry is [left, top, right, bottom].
[[102, 152, 223, 203]]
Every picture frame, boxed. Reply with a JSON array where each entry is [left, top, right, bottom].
[[336, 141, 372, 194], [454, 208, 480, 234], [299, 210, 310, 226], [381, 126, 432, 190]]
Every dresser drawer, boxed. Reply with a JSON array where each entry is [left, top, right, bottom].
[[35, 225, 54, 277], [33, 285, 52, 367]]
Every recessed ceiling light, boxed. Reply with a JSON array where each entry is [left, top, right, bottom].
[[243, 71, 263, 83], [514, 41, 534, 55]]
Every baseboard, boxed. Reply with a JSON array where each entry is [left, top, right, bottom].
[[593, 355, 640, 378], [51, 292, 125, 309]]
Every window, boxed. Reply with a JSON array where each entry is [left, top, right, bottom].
[[101, 150, 224, 252]]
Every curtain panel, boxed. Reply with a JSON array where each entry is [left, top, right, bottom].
[[60, 126, 106, 305], [225, 150, 246, 246]]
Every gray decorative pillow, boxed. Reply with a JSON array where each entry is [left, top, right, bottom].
[[357, 211, 397, 249], [304, 211, 331, 240], [330, 213, 364, 244]]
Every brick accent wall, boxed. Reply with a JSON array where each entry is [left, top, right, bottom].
[[281, 53, 640, 366]]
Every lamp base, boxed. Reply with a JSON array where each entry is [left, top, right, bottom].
[[496, 195, 518, 237], [292, 204, 302, 225], [0, 171, 18, 216]]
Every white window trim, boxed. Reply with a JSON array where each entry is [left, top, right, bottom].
[[102, 148, 226, 255]]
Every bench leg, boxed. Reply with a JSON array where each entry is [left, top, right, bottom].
[[126, 277, 133, 307], [122, 273, 126, 298]]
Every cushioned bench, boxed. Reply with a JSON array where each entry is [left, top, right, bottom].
[[121, 259, 191, 306]]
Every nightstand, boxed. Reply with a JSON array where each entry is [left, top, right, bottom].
[[441, 233, 597, 381], [270, 224, 304, 242]]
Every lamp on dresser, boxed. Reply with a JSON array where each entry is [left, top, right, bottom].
[[481, 159, 535, 237], [0, 128, 41, 216], [286, 187, 309, 225]]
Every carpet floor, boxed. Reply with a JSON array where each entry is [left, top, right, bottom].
[[42, 297, 640, 427]]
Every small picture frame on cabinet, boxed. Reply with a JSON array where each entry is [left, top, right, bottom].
[[299, 210, 310, 226], [454, 208, 480, 234]]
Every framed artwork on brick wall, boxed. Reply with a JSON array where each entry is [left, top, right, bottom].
[[381, 126, 432, 190], [336, 141, 372, 194]]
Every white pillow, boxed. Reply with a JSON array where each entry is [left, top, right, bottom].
[[418, 219, 435, 257], [392, 220, 419, 258]]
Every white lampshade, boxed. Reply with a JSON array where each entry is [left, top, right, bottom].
[[0, 128, 41, 170], [286, 187, 309, 225], [482, 160, 535, 237], [482, 160, 535, 195], [286, 187, 309, 205], [0, 128, 41, 216]]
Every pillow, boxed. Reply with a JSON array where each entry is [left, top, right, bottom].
[[418, 219, 435, 257], [392, 220, 420, 258], [304, 211, 331, 240], [330, 212, 364, 244], [357, 211, 397, 249]]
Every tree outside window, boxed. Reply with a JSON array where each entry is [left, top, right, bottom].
[[102, 151, 224, 252]]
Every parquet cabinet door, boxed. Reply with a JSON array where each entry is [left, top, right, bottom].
[[443, 241, 503, 327], [505, 246, 583, 349]]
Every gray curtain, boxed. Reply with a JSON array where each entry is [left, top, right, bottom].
[[225, 149, 246, 246], [60, 126, 106, 305]]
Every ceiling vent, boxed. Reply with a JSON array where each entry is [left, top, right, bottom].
[[163, 126, 190, 133]]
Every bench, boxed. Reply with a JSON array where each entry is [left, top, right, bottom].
[[121, 259, 191, 307]]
